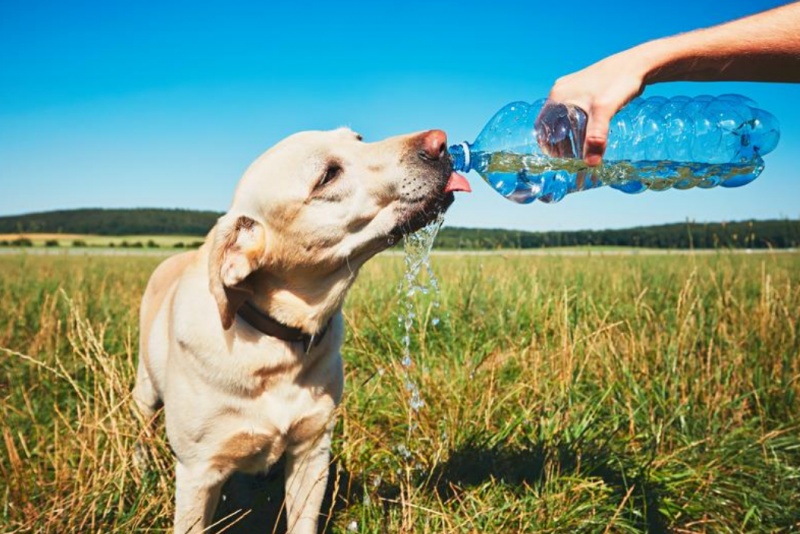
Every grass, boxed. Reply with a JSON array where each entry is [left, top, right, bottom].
[[1, 250, 799, 532], [0, 233, 204, 248]]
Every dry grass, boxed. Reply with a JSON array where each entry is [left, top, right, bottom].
[[1, 250, 799, 533]]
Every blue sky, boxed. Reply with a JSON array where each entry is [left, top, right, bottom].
[[1, 0, 797, 232]]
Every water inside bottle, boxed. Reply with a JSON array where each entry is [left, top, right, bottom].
[[482, 151, 764, 202]]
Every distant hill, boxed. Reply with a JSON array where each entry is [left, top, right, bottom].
[[0, 208, 222, 236], [0, 208, 798, 249]]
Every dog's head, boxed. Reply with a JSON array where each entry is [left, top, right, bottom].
[[208, 128, 469, 330]]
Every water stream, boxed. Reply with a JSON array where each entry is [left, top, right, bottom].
[[397, 212, 446, 413]]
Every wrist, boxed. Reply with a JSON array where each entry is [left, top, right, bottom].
[[632, 38, 677, 86]]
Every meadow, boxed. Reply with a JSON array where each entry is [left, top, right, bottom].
[[0, 233, 204, 249], [1, 249, 798, 533]]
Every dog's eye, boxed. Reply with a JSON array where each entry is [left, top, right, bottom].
[[317, 163, 343, 189]]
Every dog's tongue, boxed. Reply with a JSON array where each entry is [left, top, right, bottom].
[[444, 171, 471, 193]]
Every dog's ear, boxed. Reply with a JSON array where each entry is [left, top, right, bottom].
[[209, 214, 266, 330]]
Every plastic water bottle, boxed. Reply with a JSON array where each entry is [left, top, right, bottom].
[[448, 95, 780, 204]]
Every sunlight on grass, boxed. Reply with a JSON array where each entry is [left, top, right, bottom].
[[1, 251, 798, 532]]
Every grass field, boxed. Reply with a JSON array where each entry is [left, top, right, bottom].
[[0, 233, 205, 248], [1, 250, 799, 532]]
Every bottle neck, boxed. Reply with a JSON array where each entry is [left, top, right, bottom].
[[448, 142, 472, 173]]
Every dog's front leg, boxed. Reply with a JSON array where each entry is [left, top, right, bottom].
[[174, 461, 225, 533], [284, 429, 332, 534]]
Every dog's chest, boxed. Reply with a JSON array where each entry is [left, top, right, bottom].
[[212, 380, 335, 473], [171, 313, 342, 472]]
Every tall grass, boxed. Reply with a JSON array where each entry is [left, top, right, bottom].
[[1, 251, 798, 532]]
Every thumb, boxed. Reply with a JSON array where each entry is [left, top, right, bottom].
[[583, 107, 613, 167]]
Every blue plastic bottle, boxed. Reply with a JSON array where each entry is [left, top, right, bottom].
[[448, 95, 780, 204]]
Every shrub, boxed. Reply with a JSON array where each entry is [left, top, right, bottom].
[[189, 241, 204, 249], [173, 242, 185, 248], [146, 240, 160, 248], [72, 240, 87, 248], [45, 240, 60, 247], [11, 238, 33, 247]]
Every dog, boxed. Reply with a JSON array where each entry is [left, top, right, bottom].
[[133, 127, 470, 533]]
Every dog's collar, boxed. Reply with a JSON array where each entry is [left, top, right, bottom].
[[237, 300, 330, 352]]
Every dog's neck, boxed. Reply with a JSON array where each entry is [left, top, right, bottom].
[[247, 267, 358, 335]]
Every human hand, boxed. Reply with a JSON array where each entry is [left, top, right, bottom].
[[540, 2, 800, 166], [543, 49, 650, 166]]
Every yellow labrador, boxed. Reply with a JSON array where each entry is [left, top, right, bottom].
[[133, 128, 470, 533]]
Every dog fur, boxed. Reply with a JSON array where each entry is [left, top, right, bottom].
[[133, 127, 456, 533]]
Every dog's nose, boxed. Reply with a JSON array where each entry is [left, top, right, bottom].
[[418, 130, 447, 161]]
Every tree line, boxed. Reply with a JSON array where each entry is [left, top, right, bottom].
[[0, 208, 222, 236], [434, 219, 800, 249], [1, 209, 798, 249]]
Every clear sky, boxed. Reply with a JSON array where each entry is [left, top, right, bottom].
[[1, 0, 797, 231]]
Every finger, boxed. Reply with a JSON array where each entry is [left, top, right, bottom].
[[583, 107, 613, 167]]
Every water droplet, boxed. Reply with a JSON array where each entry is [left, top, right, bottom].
[[409, 393, 425, 411], [395, 444, 412, 459]]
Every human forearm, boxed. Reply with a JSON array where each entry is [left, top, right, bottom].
[[641, 1, 800, 84], [545, 2, 800, 165]]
